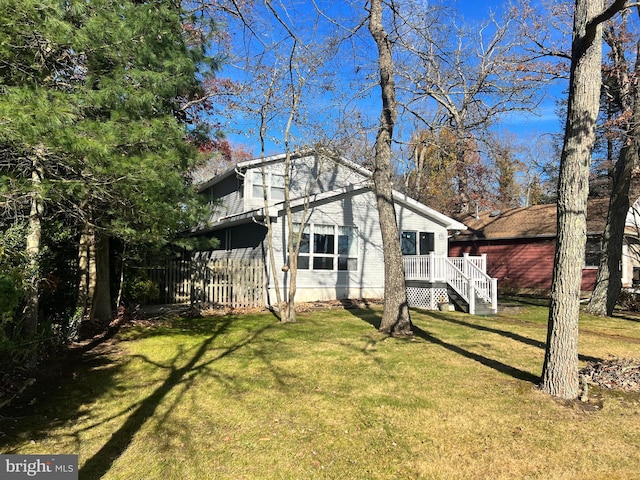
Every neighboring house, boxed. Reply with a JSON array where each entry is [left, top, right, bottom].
[[190, 150, 496, 313], [449, 197, 640, 292]]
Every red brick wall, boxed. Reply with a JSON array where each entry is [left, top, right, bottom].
[[448, 238, 597, 291]]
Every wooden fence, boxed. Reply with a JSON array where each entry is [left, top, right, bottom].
[[146, 257, 264, 308]]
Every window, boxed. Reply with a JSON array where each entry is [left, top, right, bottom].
[[419, 232, 435, 254], [251, 171, 285, 200], [271, 173, 285, 200], [401, 231, 417, 255], [585, 238, 601, 267], [294, 224, 358, 271], [402, 231, 435, 255]]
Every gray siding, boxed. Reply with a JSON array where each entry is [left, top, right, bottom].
[[205, 174, 245, 220]]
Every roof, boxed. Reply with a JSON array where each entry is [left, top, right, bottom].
[[196, 149, 466, 231], [452, 197, 610, 241], [196, 149, 372, 192], [199, 182, 466, 233]]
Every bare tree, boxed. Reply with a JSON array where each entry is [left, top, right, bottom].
[[396, 4, 544, 213], [586, 8, 640, 316], [368, 0, 412, 336], [541, 0, 629, 399], [221, 2, 341, 322]]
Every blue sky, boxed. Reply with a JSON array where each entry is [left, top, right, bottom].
[[218, 0, 566, 157], [455, 1, 565, 137]]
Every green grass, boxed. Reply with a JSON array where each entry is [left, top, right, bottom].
[[2, 303, 640, 479]]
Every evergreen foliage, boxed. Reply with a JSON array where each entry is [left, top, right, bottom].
[[0, 0, 222, 365]]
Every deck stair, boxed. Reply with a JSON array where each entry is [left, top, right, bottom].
[[404, 253, 498, 315]]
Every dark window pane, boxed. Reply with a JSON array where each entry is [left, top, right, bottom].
[[313, 256, 334, 270], [419, 232, 435, 254], [401, 231, 417, 255], [585, 239, 601, 267], [338, 257, 357, 271], [299, 232, 310, 254], [297, 256, 309, 269], [314, 233, 335, 254]]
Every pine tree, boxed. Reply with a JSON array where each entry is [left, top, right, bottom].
[[0, 0, 220, 337]]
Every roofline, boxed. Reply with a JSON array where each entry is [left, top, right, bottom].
[[194, 208, 268, 233], [196, 149, 373, 192], [392, 192, 467, 230], [451, 230, 605, 242]]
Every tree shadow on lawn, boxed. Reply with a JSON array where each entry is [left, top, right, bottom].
[[1, 315, 279, 480], [78, 316, 278, 480], [427, 311, 603, 364], [0, 336, 127, 452], [344, 306, 541, 384]]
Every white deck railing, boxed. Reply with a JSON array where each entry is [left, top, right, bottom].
[[403, 253, 497, 315]]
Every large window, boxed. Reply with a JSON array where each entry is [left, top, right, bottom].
[[294, 224, 358, 271], [252, 171, 285, 200], [401, 231, 435, 255]]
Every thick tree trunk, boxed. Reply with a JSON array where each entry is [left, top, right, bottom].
[[541, 0, 604, 399], [22, 150, 45, 337], [369, 0, 412, 337]]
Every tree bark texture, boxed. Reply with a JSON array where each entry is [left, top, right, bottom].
[[91, 232, 112, 324], [368, 0, 412, 336], [541, 0, 604, 399], [586, 135, 636, 316], [77, 220, 96, 319], [22, 149, 45, 337], [586, 30, 640, 316]]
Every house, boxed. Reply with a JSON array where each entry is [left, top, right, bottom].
[[449, 197, 640, 292], [189, 150, 497, 313]]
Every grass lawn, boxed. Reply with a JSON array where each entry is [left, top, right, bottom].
[[2, 302, 640, 479]]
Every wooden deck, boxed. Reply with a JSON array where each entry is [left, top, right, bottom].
[[403, 254, 498, 315]]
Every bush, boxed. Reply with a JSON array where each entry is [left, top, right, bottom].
[[617, 289, 640, 312], [123, 273, 160, 305]]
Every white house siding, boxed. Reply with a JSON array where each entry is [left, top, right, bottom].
[[259, 189, 451, 303], [260, 189, 384, 302], [395, 203, 450, 256], [243, 154, 369, 213]]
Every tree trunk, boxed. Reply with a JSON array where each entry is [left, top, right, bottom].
[[541, 0, 605, 399], [368, 0, 412, 337], [91, 232, 112, 324], [77, 220, 96, 319], [586, 31, 640, 317], [586, 140, 636, 316], [22, 149, 45, 337]]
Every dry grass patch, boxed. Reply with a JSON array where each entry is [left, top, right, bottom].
[[1, 302, 640, 479]]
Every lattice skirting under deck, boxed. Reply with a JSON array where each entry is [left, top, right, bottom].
[[406, 287, 449, 310]]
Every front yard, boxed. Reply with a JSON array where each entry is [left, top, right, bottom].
[[1, 302, 639, 479]]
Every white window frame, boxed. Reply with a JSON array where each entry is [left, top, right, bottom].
[[293, 223, 358, 272], [401, 230, 436, 256], [251, 170, 285, 201]]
